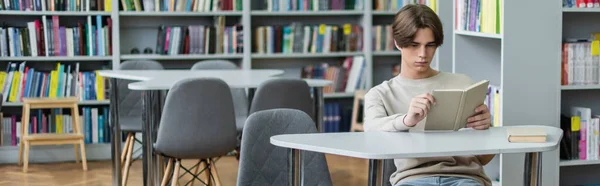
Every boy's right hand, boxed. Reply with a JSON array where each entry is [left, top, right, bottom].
[[404, 93, 435, 127]]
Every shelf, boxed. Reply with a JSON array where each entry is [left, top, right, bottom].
[[373, 51, 401, 56], [252, 52, 363, 59], [324, 92, 355, 99], [0, 56, 112, 61], [0, 10, 111, 16], [3, 100, 109, 106], [561, 85, 600, 90], [119, 11, 242, 16], [121, 54, 243, 60], [372, 11, 397, 15], [560, 159, 600, 167], [251, 10, 363, 16], [454, 30, 502, 39], [563, 8, 600, 12]]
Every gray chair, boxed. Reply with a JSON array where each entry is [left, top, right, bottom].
[[383, 159, 396, 186], [190, 60, 248, 133], [117, 60, 164, 186], [154, 77, 237, 186], [249, 78, 314, 121], [237, 108, 333, 186]]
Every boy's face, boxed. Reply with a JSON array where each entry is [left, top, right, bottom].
[[396, 28, 437, 73]]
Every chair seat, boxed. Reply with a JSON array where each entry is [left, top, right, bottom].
[[120, 116, 142, 132]]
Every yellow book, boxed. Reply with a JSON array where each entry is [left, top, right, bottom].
[[49, 70, 59, 98], [0, 72, 7, 93], [493, 89, 501, 127], [95, 71, 105, 100], [9, 72, 20, 102], [56, 114, 63, 134], [105, 0, 112, 12]]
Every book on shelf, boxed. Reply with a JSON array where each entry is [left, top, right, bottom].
[[454, 0, 502, 35], [254, 23, 362, 54], [301, 56, 365, 93], [374, 0, 437, 13], [0, 0, 110, 11], [372, 24, 398, 52], [120, 0, 241, 12], [563, 0, 599, 8], [0, 106, 111, 146], [0, 15, 112, 57], [255, 0, 363, 11], [151, 16, 241, 55], [560, 106, 600, 161], [560, 34, 600, 86], [0, 62, 109, 103]]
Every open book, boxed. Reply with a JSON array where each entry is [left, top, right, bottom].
[[424, 80, 490, 131]]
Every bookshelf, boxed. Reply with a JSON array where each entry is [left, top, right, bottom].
[[448, 0, 561, 186], [559, 1, 600, 185]]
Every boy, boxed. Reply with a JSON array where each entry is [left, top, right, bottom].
[[363, 4, 495, 186]]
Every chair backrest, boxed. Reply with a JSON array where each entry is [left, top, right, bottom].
[[191, 60, 248, 131], [249, 78, 314, 121], [153, 77, 237, 159], [237, 108, 333, 186], [383, 159, 396, 186], [117, 60, 164, 119], [190, 60, 238, 70]]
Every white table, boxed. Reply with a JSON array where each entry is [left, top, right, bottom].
[[271, 125, 563, 186], [97, 69, 332, 186]]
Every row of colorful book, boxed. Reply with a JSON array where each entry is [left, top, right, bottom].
[[301, 56, 365, 93], [0, 0, 111, 11], [323, 102, 344, 133], [372, 24, 399, 52], [0, 62, 107, 102], [256, 0, 363, 11], [0, 106, 111, 146], [253, 23, 363, 54], [561, 35, 600, 86], [563, 0, 599, 8], [0, 15, 112, 57], [560, 106, 600, 161], [121, 0, 240, 12], [154, 23, 242, 55], [454, 0, 502, 34], [485, 85, 501, 127], [374, 0, 437, 12]]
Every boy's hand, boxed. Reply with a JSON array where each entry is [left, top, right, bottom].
[[467, 104, 491, 130], [404, 93, 435, 127]]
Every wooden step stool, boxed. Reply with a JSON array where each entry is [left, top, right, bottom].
[[18, 97, 88, 173]]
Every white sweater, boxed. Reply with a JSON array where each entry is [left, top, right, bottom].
[[363, 72, 492, 186]]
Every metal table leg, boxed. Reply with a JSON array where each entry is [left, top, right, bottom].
[[312, 87, 324, 132], [524, 152, 542, 186], [368, 159, 384, 186], [289, 149, 302, 186], [142, 90, 163, 186], [110, 78, 123, 186]]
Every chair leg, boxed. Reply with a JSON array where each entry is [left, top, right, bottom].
[[161, 158, 174, 186], [122, 134, 135, 186], [74, 144, 80, 163], [171, 160, 181, 186], [121, 133, 133, 167], [79, 140, 88, 171], [22, 142, 30, 173], [190, 159, 210, 186], [209, 158, 221, 186]]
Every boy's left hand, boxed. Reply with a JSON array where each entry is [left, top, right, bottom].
[[467, 104, 491, 130]]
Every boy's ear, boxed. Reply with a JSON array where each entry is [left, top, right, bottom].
[[394, 40, 402, 52]]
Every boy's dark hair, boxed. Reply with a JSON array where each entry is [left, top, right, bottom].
[[393, 4, 444, 47]]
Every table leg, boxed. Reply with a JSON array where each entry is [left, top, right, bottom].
[[110, 78, 122, 186], [368, 159, 384, 186], [289, 148, 302, 186], [312, 87, 324, 132], [524, 152, 542, 186], [142, 90, 162, 186]]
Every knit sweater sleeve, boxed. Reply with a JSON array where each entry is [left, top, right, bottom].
[[363, 89, 412, 132]]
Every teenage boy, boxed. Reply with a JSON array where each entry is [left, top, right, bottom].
[[363, 4, 495, 186]]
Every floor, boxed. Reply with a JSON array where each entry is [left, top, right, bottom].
[[0, 154, 369, 186]]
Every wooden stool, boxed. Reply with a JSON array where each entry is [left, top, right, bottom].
[[350, 90, 366, 132], [18, 97, 87, 173]]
